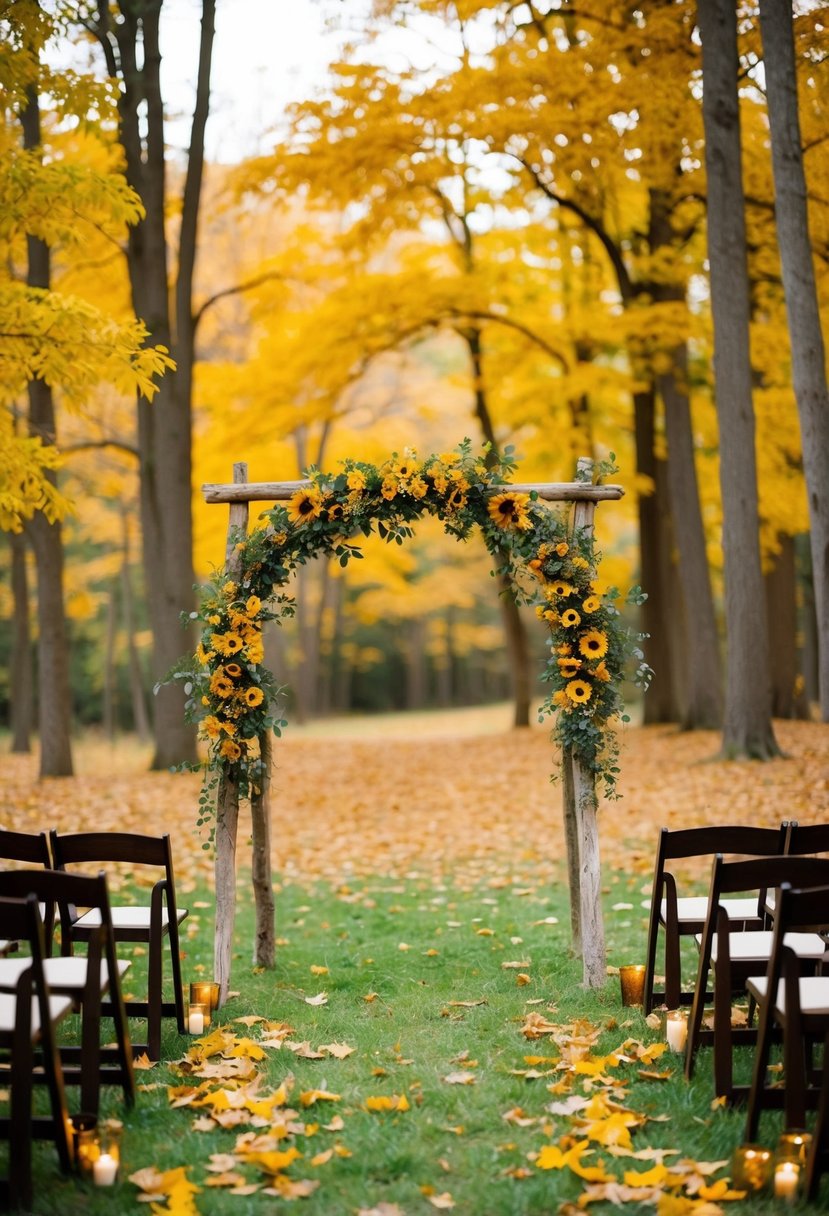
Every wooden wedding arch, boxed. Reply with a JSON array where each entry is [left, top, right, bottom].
[[202, 458, 624, 998]]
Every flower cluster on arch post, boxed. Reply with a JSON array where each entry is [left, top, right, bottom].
[[178, 441, 647, 803]]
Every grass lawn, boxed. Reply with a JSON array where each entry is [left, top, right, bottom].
[[3, 712, 829, 1214]]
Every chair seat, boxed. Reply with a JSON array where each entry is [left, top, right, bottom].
[[0, 957, 130, 991], [75, 906, 186, 931], [747, 974, 829, 1017], [698, 930, 827, 964], [0, 992, 73, 1036], [662, 896, 760, 925]]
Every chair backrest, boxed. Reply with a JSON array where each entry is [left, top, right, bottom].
[[49, 830, 182, 923], [707, 853, 829, 901], [0, 893, 52, 1031], [0, 868, 113, 958], [0, 829, 51, 869], [772, 881, 829, 937], [655, 823, 788, 865], [784, 822, 829, 858]]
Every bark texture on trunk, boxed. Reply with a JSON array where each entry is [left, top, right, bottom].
[[251, 731, 275, 968], [698, 0, 779, 758], [9, 532, 33, 754], [758, 0, 829, 722], [765, 535, 810, 719]]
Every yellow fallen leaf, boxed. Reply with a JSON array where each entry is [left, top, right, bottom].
[[365, 1094, 410, 1112], [319, 1042, 356, 1059], [300, 1089, 341, 1107], [516, 973, 531, 986], [310, 965, 329, 975], [623, 1164, 669, 1187], [310, 1148, 333, 1166], [133, 1052, 156, 1071]]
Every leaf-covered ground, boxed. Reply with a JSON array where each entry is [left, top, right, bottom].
[[2, 713, 828, 1215]]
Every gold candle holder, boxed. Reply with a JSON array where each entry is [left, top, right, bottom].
[[731, 1144, 772, 1192], [777, 1129, 812, 1167], [189, 981, 215, 1025], [70, 1112, 99, 1178], [619, 964, 646, 1007]]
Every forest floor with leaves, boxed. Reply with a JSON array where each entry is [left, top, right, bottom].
[[2, 711, 829, 1215]]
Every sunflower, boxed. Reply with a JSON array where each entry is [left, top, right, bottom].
[[555, 643, 572, 656], [594, 661, 611, 683], [560, 608, 581, 629], [552, 690, 569, 708], [409, 476, 428, 500], [555, 542, 569, 557], [447, 487, 467, 510], [557, 657, 581, 677], [246, 595, 262, 617], [579, 630, 609, 659], [582, 596, 601, 613], [219, 739, 242, 762], [347, 469, 366, 492], [326, 502, 344, 520], [200, 716, 222, 739], [487, 492, 532, 530], [566, 679, 592, 704], [213, 632, 244, 656], [381, 476, 398, 500], [246, 636, 265, 664], [571, 556, 590, 571], [195, 642, 214, 666], [210, 673, 234, 699], [244, 687, 265, 708], [548, 581, 574, 598], [287, 487, 323, 525], [224, 663, 242, 679]]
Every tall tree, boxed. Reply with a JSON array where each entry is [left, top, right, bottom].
[[697, 0, 779, 758], [758, 0, 829, 721], [83, 0, 216, 768]]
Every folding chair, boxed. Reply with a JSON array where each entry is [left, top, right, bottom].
[[0, 829, 53, 957], [685, 854, 829, 1103], [0, 894, 73, 1210], [50, 831, 188, 1059], [0, 869, 135, 1114], [744, 881, 829, 1140], [642, 824, 788, 1014], [805, 1024, 829, 1202]]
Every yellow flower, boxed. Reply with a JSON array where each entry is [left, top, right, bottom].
[[548, 581, 574, 598], [224, 663, 242, 678], [558, 657, 581, 677], [244, 687, 265, 708], [207, 614, 221, 626], [447, 487, 467, 510], [431, 471, 448, 494], [246, 595, 261, 617], [582, 596, 600, 613], [552, 690, 569, 708], [246, 637, 265, 665], [560, 608, 581, 628], [555, 542, 569, 557], [195, 643, 213, 665], [487, 492, 532, 530], [579, 630, 609, 660], [272, 531, 287, 546], [287, 488, 322, 525], [201, 716, 222, 739], [381, 476, 398, 500], [213, 632, 244, 656], [566, 679, 592, 704], [326, 502, 344, 520], [594, 661, 611, 683], [393, 454, 417, 480], [210, 674, 234, 699], [346, 469, 366, 491], [572, 556, 590, 570], [439, 451, 461, 464], [409, 476, 428, 499], [222, 581, 237, 597], [219, 739, 242, 762], [555, 643, 572, 656]]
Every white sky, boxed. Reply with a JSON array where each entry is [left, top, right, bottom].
[[160, 0, 356, 161]]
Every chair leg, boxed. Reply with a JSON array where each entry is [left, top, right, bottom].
[[806, 1030, 829, 1201], [712, 949, 734, 1101], [745, 1001, 776, 1141], [168, 919, 187, 1034], [146, 938, 163, 1060], [8, 1036, 33, 1210]]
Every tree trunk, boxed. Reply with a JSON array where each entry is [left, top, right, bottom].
[[251, 732, 275, 968], [95, 0, 216, 769], [634, 389, 678, 722], [765, 534, 810, 719], [650, 191, 722, 729], [9, 532, 33, 754], [698, 0, 779, 758], [463, 325, 533, 727], [561, 744, 581, 957], [20, 82, 73, 779], [121, 512, 151, 742], [406, 618, 428, 710], [758, 0, 829, 722], [103, 580, 118, 739]]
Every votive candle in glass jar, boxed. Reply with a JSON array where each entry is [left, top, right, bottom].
[[773, 1159, 800, 1204], [665, 1009, 688, 1053], [619, 965, 646, 1006], [189, 981, 214, 1026], [731, 1144, 772, 1192]]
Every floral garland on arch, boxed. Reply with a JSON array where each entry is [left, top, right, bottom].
[[177, 440, 649, 807]]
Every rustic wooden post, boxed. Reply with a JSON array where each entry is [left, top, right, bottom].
[[214, 462, 248, 1005], [568, 456, 606, 988], [561, 743, 581, 957], [251, 731, 275, 967]]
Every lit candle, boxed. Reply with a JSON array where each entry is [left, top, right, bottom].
[[189, 982, 214, 1025], [774, 1160, 800, 1203], [188, 1003, 205, 1034], [665, 1010, 688, 1053], [732, 1144, 772, 1192], [777, 1130, 812, 1166], [619, 965, 646, 1006], [93, 1153, 118, 1186]]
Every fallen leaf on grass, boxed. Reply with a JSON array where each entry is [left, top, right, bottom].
[[319, 1042, 356, 1059], [299, 1089, 341, 1107], [285, 1041, 327, 1060], [443, 1071, 476, 1086], [501, 960, 532, 970], [426, 1192, 455, 1209], [262, 1177, 320, 1198], [365, 1094, 410, 1112], [357, 1205, 405, 1216], [133, 1052, 156, 1070], [304, 992, 328, 1007], [446, 999, 487, 1008], [310, 965, 329, 975]]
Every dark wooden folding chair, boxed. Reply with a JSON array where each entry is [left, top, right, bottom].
[[685, 854, 829, 1103], [0, 869, 136, 1114], [805, 1024, 829, 1202], [0, 894, 74, 1210], [642, 824, 788, 1014], [0, 829, 53, 958], [744, 881, 829, 1140], [49, 831, 188, 1059]]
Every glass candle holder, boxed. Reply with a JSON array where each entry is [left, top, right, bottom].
[[731, 1144, 772, 1192], [777, 1129, 812, 1167], [665, 1009, 688, 1053], [619, 964, 646, 1006], [187, 1001, 208, 1035], [70, 1112, 99, 1178], [773, 1158, 801, 1204], [188, 982, 214, 1026]]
